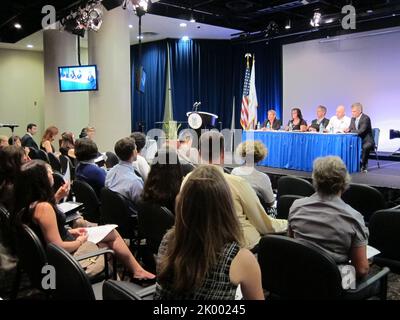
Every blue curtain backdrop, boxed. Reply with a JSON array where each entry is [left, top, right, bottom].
[[130, 39, 282, 131], [130, 40, 167, 132]]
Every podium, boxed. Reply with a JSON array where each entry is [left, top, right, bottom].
[[186, 111, 218, 130]]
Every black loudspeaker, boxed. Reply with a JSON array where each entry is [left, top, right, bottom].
[[390, 130, 400, 140], [102, 0, 124, 10]]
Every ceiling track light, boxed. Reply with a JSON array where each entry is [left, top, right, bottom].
[[310, 10, 322, 27], [285, 19, 291, 30], [60, 0, 103, 37], [122, 0, 150, 17]]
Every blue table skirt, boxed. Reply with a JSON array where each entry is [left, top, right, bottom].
[[242, 131, 362, 173]]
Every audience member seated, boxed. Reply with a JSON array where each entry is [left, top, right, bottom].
[[177, 131, 199, 167], [308, 105, 330, 132], [59, 131, 77, 166], [288, 156, 369, 278], [141, 149, 183, 214], [75, 138, 106, 198], [232, 141, 275, 207], [21, 123, 39, 150], [188, 131, 287, 250], [285, 108, 307, 132], [155, 165, 264, 300], [0, 136, 9, 149], [79, 126, 96, 141], [41, 126, 59, 153], [326, 105, 351, 133], [105, 137, 143, 216], [262, 110, 281, 130], [130, 132, 150, 181], [8, 135, 21, 147], [14, 160, 155, 280], [0, 146, 27, 214]]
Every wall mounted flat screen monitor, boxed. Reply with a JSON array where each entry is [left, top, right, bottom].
[[136, 66, 146, 93], [58, 65, 98, 92]]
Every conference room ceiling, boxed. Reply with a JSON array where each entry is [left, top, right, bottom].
[[1, 0, 400, 44]]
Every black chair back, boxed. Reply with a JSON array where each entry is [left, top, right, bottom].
[[369, 209, 400, 273], [47, 153, 61, 172], [342, 183, 386, 222], [137, 202, 174, 254], [105, 152, 119, 169], [0, 204, 14, 251], [59, 155, 75, 180], [258, 235, 343, 299], [36, 149, 50, 163], [71, 180, 101, 223], [276, 195, 303, 220], [137, 202, 174, 272], [46, 243, 95, 300], [52, 172, 65, 194], [15, 224, 48, 290], [277, 176, 315, 200], [100, 188, 137, 240]]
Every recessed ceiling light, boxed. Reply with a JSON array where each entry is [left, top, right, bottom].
[[325, 18, 334, 24], [129, 24, 133, 28], [181, 36, 190, 41], [14, 23, 22, 29], [137, 35, 144, 39], [26, 44, 34, 48], [180, 22, 187, 28]]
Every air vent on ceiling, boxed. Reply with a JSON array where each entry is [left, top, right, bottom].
[[142, 32, 158, 37]]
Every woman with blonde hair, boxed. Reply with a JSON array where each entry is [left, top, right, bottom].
[[41, 126, 59, 153], [155, 165, 264, 300], [232, 141, 275, 207]]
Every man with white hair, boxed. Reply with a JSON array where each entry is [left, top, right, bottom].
[[344, 103, 375, 172], [326, 105, 351, 133]]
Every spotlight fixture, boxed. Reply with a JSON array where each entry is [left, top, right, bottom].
[[26, 44, 34, 48], [310, 10, 322, 27], [14, 23, 22, 29], [190, 17, 196, 23], [129, 24, 133, 28], [60, 0, 103, 37], [264, 21, 279, 38], [180, 22, 187, 28], [325, 18, 334, 24], [122, 0, 150, 16], [285, 19, 291, 30]]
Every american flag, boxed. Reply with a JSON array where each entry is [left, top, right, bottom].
[[240, 55, 258, 130]]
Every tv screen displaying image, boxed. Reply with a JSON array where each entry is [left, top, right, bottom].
[[58, 65, 98, 92], [136, 66, 146, 93]]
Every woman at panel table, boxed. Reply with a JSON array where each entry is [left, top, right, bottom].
[[285, 108, 308, 132], [262, 110, 282, 131]]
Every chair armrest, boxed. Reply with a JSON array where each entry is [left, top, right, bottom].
[[75, 248, 114, 261], [103, 280, 156, 300], [347, 267, 390, 294]]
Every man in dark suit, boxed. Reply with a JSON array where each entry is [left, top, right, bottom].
[[21, 123, 39, 150], [308, 105, 330, 132], [345, 103, 375, 172]]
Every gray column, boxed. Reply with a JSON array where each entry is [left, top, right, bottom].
[[88, 6, 131, 152], [43, 30, 89, 138]]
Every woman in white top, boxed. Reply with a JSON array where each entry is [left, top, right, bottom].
[[232, 141, 275, 207], [131, 132, 150, 181]]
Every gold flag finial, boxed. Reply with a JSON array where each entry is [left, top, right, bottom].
[[245, 53, 252, 68]]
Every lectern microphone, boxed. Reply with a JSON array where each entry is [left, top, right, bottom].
[[0, 124, 19, 129]]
